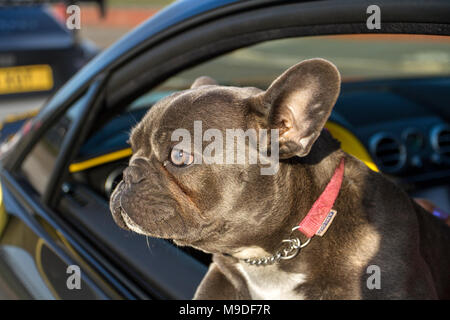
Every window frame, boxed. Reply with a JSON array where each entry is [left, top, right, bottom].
[[43, 75, 108, 207]]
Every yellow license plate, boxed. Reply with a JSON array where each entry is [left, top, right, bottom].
[[0, 64, 53, 95]]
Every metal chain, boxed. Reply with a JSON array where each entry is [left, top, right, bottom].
[[241, 236, 311, 266]]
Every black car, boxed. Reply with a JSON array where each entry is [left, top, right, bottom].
[[0, 2, 100, 112], [0, 0, 449, 299]]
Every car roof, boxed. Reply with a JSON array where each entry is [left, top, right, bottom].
[[41, 0, 245, 115]]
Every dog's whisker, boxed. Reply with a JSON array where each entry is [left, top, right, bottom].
[[145, 235, 153, 254]]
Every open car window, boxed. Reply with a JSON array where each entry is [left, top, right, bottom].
[[64, 34, 450, 206], [74, 34, 450, 185]]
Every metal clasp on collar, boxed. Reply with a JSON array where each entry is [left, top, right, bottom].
[[280, 226, 311, 260], [242, 226, 311, 266]]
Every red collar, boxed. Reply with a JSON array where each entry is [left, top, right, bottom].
[[297, 158, 345, 238]]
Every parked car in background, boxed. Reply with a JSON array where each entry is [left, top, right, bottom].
[[0, 2, 100, 117], [0, 0, 449, 299]]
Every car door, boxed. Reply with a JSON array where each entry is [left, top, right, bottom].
[[0, 78, 124, 299]]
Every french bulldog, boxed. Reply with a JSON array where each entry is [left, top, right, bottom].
[[110, 58, 450, 299]]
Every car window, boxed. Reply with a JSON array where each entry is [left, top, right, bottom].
[[21, 93, 89, 194], [74, 33, 450, 198]]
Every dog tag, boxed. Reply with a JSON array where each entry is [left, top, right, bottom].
[[315, 210, 337, 237]]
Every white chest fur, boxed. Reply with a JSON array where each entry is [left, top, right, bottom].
[[234, 247, 307, 300]]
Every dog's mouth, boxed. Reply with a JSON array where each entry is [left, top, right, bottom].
[[110, 180, 193, 241], [118, 205, 147, 234], [109, 182, 131, 231], [112, 197, 166, 238], [109, 182, 152, 236], [109, 179, 225, 249]]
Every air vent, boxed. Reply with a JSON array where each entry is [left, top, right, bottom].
[[431, 125, 450, 158], [370, 133, 406, 173]]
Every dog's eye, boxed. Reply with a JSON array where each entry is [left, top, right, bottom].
[[169, 148, 194, 167]]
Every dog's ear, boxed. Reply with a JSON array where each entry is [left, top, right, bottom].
[[251, 58, 340, 158], [190, 76, 218, 89]]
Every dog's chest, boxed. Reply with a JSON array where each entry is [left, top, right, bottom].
[[235, 263, 307, 300]]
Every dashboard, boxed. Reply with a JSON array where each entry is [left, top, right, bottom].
[[333, 77, 450, 184]]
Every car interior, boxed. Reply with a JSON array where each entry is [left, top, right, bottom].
[[19, 34, 450, 297]]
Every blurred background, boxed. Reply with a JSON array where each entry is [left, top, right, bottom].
[[75, 0, 172, 48], [0, 0, 174, 121]]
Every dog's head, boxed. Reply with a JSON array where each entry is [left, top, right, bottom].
[[110, 58, 340, 254]]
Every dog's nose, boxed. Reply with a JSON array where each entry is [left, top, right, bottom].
[[123, 165, 145, 185]]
